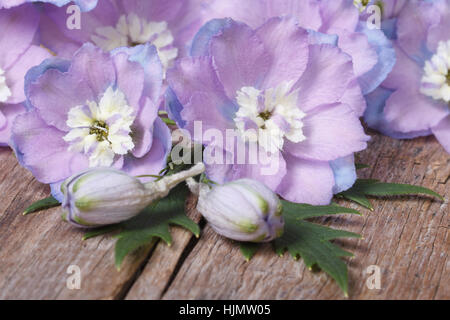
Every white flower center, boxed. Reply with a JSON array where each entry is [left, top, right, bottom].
[[420, 40, 450, 103], [91, 14, 178, 74], [0, 68, 12, 103], [63, 86, 136, 167], [234, 81, 306, 153]]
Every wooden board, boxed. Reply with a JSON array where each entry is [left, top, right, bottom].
[[0, 132, 448, 300]]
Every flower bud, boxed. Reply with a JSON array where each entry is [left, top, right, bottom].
[[61, 163, 205, 228], [196, 179, 284, 242]]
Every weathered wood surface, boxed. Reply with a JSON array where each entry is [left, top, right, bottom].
[[0, 132, 448, 300]]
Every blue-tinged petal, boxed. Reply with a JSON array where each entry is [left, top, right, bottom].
[[50, 181, 64, 203], [165, 87, 186, 128], [364, 87, 431, 139], [24, 58, 71, 111], [307, 29, 338, 46], [330, 154, 357, 194], [381, 18, 397, 40], [190, 18, 234, 57], [357, 22, 396, 95], [112, 43, 163, 104]]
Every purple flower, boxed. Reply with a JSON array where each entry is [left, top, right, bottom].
[[199, 0, 396, 100], [0, 0, 98, 11], [167, 18, 369, 205], [0, 5, 51, 146], [11, 43, 171, 201], [39, 0, 204, 74], [364, 0, 450, 153]]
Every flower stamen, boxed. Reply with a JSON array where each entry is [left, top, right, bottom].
[[63, 86, 136, 167], [234, 82, 306, 153]]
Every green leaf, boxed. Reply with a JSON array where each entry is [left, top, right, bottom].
[[357, 182, 444, 200], [341, 179, 443, 203], [355, 163, 370, 170], [239, 242, 260, 261], [114, 184, 199, 270], [274, 202, 361, 296], [281, 201, 361, 220], [339, 191, 374, 211], [83, 224, 121, 240], [339, 179, 443, 210], [23, 196, 60, 215], [115, 233, 158, 270]]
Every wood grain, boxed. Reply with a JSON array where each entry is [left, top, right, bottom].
[[0, 132, 448, 300]]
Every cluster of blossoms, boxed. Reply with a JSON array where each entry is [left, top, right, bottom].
[[0, 0, 448, 242]]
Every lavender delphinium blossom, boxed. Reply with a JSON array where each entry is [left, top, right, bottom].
[[200, 0, 396, 98], [0, 0, 98, 11], [0, 5, 51, 146], [364, 0, 450, 153], [11, 43, 172, 201], [39, 0, 204, 75], [198, 0, 394, 196], [167, 18, 370, 205]]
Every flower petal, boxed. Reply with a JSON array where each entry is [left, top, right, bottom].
[[276, 154, 334, 205], [167, 56, 237, 135], [209, 19, 271, 99], [255, 17, 309, 89], [285, 103, 369, 161], [293, 44, 355, 112], [0, 5, 39, 69], [432, 116, 450, 154], [5, 45, 51, 104], [122, 117, 171, 179], [11, 111, 89, 183], [0, 103, 25, 146]]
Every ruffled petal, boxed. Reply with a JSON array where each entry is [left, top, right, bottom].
[[5, 45, 51, 104], [284, 103, 369, 161], [11, 111, 89, 183], [167, 56, 237, 135], [293, 44, 355, 112], [0, 5, 39, 69], [209, 19, 271, 99], [255, 17, 309, 89], [122, 117, 171, 179]]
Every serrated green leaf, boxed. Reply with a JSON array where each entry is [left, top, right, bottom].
[[281, 201, 361, 220], [83, 224, 121, 240], [239, 242, 260, 261], [114, 184, 199, 270], [115, 235, 158, 270], [357, 183, 444, 200], [339, 180, 443, 210], [339, 191, 374, 211], [23, 196, 60, 215], [274, 201, 361, 296]]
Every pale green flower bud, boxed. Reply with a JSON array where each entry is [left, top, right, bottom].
[[61, 163, 205, 228], [195, 179, 284, 242]]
